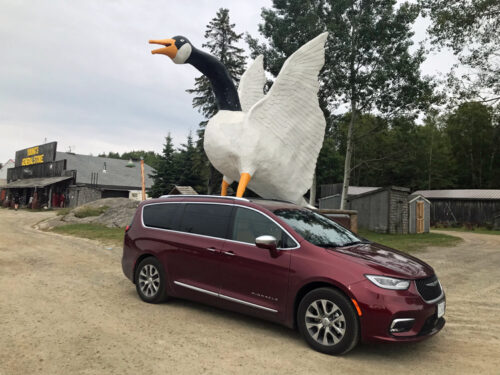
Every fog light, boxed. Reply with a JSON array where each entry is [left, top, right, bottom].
[[390, 318, 415, 333]]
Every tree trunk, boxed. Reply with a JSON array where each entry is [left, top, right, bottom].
[[309, 172, 317, 206], [207, 164, 216, 195], [428, 126, 434, 190], [341, 100, 356, 210]]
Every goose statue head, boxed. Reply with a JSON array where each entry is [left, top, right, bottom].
[[149, 32, 328, 205], [150, 36, 241, 112], [149, 36, 193, 64]]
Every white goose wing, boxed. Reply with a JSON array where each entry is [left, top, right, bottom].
[[245, 32, 328, 195], [237, 55, 266, 112]]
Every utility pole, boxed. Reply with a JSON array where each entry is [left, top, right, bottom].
[[140, 157, 146, 201]]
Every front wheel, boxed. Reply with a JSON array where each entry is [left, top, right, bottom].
[[297, 288, 359, 355], [135, 257, 168, 303]]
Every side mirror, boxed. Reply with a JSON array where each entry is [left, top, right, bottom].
[[255, 235, 279, 256]]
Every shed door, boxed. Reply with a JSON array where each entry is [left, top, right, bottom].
[[416, 201, 424, 234]]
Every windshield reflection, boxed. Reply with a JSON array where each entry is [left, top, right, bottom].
[[273, 209, 362, 247]]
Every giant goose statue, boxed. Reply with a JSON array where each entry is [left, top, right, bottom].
[[150, 33, 328, 205]]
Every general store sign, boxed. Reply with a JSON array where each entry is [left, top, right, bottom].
[[15, 142, 57, 167]]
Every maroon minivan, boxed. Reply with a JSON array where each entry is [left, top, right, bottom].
[[122, 195, 445, 354]]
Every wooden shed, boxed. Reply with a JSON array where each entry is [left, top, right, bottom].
[[319, 186, 410, 234], [408, 195, 431, 233], [412, 189, 500, 226]]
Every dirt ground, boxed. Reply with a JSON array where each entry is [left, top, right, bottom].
[[1, 210, 500, 375]]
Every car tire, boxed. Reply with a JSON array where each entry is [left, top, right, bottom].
[[297, 287, 359, 355], [135, 257, 168, 303]]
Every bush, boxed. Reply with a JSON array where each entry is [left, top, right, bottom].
[[74, 206, 109, 218]]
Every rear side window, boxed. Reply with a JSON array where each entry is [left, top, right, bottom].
[[232, 207, 296, 248], [179, 204, 232, 239], [143, 203, 182, 230]]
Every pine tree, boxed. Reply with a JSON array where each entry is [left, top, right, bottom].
[[149, 134, 178, 198], [186, 8, 247, 194], [177, 132, 204, 192]]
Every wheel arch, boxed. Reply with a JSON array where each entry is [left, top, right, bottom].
[[292, 280, 357, 329]]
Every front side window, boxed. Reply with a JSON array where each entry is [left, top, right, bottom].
[[232, 207, 295, 248], [179, 203, 232, 239], [273, 209, 361, 247]]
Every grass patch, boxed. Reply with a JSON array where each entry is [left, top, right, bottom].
[[74, 206, 109, 218], [434, 227, 500, 235], [51, 223, 125, 246], [357, 229, 462, 253]]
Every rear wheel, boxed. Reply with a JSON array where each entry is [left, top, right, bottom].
[[135, 257, 168, 303], [298, 288, 359, 355]]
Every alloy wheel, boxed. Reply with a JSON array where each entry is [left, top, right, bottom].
[[138, 264, 160, 297], [305, 299, 346, 346]]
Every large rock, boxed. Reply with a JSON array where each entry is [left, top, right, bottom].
[[41, 198, 140, 230]]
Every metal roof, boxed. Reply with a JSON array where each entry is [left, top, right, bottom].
[[408, 194, 431, 205], [56, 152, 154, 189], [347, 186, 380, 195], [168, 186, 198, 195], [412, 189, 500, 200], [2, 176, 73, 188], [319, 186, 380, 200]]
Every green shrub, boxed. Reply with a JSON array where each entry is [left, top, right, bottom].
[[74, 206, 109, 218]]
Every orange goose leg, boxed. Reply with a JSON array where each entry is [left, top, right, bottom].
[[236, 173, 252, 198]]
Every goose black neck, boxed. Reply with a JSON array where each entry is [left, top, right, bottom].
[[187, 48, 241, 112]]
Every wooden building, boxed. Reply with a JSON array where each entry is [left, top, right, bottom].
[[408, 195, 431, 233], [1, 142, 155, 208], [412, 190, 500, 226], [319, 186, 410, 234]]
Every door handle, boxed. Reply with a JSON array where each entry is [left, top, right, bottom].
[[223, 251, 235, 256], [206, 247, 218, 253]]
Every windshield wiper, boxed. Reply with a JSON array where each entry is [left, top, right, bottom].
[[315, 242, 341, 248], [341, 240, 371, 246]]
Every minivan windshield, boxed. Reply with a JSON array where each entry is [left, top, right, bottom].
[[273, 209, 363, 248]]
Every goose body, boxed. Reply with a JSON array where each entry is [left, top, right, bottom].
[[150, 33, 328, 205]]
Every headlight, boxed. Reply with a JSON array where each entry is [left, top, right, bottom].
[[365, 275, 410, 290]]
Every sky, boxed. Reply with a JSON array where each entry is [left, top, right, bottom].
[[0, 0, 457, 163]]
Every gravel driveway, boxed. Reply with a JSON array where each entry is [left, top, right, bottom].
[[1, 210, 499, 375]]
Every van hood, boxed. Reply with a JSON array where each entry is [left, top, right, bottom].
[[328, 242, 434, 279]]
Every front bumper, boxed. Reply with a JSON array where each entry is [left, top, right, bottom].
[[350, 279, 445, 343]]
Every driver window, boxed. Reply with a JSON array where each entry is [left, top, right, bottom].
[[232, 207, 294, 248]]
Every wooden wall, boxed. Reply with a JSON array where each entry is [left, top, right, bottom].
[[430, 199, 500, 225]]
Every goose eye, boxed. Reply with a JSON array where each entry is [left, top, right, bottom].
[[181, 39, 185, 42]]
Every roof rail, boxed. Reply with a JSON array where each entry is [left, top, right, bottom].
[[159, 194, 249, 202], [249, 197, 296, 205]]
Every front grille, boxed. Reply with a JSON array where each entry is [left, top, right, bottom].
[[415, 275, 442, 302]]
